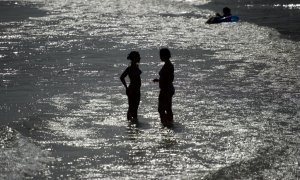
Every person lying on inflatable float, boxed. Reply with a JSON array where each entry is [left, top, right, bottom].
[[206, 7, 239, 24]]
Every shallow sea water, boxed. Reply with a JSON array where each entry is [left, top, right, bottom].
[[1, 0, 300, 179]]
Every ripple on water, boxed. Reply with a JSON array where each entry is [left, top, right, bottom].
[[1, 0, 300, 179]]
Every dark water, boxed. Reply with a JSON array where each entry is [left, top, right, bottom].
[[200, 0, 300, 41], [0, 0, 300, 179], [0, 1, 46, 22]]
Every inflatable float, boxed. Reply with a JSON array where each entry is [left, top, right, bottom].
[[206, 15, 240, 24]]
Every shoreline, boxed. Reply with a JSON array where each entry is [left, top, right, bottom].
[[198, 0, 300, 42]]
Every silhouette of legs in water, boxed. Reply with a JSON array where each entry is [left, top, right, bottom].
[[127, 88, 140, 121], [158, 90, 174, 126]]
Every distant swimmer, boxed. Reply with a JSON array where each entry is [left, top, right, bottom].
[[153, 48, 175, 127], [216, 7, 232, 18], [120, 51, 142, 122], [206, 7, 239, 24]]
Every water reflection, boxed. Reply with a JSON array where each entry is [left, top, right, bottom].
[[0, 0, 299, 179], [126, 122, 141, 141], [159, 130, 177, 149]]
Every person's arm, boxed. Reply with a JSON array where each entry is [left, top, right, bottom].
[[120, 68, 129, 89]]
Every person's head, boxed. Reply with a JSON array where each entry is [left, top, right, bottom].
[[127, 51, 140, 63], [160, 48, 171, 62], [223, 7, 231, 16]]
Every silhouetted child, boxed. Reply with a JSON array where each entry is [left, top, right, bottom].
[[216, 7, 232, 17], [206, 7, 233, 24], [120, 51, 142, 121], [153, 48, 175, 127]]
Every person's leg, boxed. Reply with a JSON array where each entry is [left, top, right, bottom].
[[158, 91, 168, 124], [165, 93, 173, 122], [132, 91, 140, 120], [127, 94, 134, 120]]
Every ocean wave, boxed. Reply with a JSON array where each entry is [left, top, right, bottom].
[[0, 126, 53, 179]]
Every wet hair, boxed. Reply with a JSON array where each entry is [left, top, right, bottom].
[[160, 48, 171, 59], [223, 7, 231, 15], [127, 51, 140, 62]]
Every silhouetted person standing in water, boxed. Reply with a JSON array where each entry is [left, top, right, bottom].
[[153, 48, 175, 127], [120, 51, 142, 121]]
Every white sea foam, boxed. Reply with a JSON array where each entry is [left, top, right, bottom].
[[275, 4, 300, 9], [0, 126, 53, 179]]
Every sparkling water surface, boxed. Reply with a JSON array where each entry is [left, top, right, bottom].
[[0, 0, 300, 179]]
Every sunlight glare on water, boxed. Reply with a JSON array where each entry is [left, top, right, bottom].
[[1, 0, 300, 179]]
